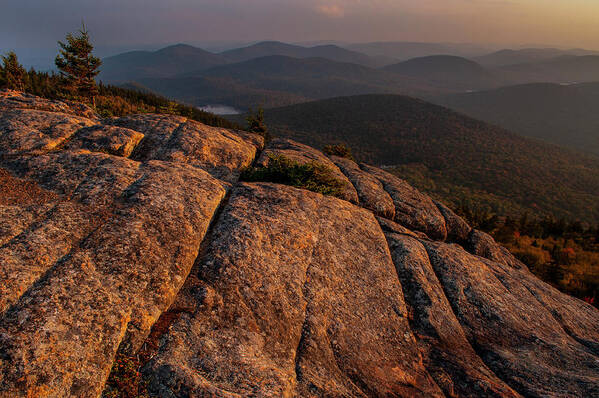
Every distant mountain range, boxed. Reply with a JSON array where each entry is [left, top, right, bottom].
[[473, 47, 599, 67], [220, 41, 393, 67], [98, 41, 599, 112], [245, 94, 599, 222], [436, 82, 599, 156], [100, 44, 228, 82], [345, 41, 495, 61], [134, 55, 441, 110], [99, 40, 394, 83]]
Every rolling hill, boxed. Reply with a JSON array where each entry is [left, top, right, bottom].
[[473, 48, 599, 67], [220, 40, 390, 67], [346, 41, 492, 61], [254, 94, 599, 222], [99, 44, 228, 82], [138, 56, 436, 109], [437, 82, 599, 156], [99, 41, 393, 84], [383, 55, 502, 91], [100, 42, 599, 115]]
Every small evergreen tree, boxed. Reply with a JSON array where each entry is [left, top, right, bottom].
[[55, 23, 102, 106], [246, 107, 269, 140], [1, 51, 26, 91]]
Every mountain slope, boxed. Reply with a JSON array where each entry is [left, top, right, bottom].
[[260, 94, 599, 222], [99, 44, 228, 82], [500, 55, 599, 83], [437, 82, 599, 156]]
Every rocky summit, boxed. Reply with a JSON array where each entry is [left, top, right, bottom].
[[0, 90, 598, 398]]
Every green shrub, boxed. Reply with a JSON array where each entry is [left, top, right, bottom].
[[242, 154, 346, 198], [322, 143, 354, 160]]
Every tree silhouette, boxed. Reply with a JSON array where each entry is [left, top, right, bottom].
[[55, 23, 102, 106], [1, 51, 26, 91], [246, 107, 269, 140]]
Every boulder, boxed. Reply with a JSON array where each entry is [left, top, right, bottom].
[[467, 229, 524, 269], [0, 160, 227, 397], [111, 114, 262, 182], [360, 164, 447, 240], [0, 89, 97, 118], [331, 155, 395, 218], [0, 108, 97, 155], [434, 200, 471, 244], [65, 125, 145, 157]]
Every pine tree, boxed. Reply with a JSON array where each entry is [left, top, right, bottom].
[[55, 23, 102, 106], [246, 107, 269, 140], [1, 51, 26, 91]]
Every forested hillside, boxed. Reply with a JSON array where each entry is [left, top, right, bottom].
[[258, 94, 599, 223], [437, 82, 599, 156]]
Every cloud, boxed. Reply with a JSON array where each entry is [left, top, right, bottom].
[[316, 4, 345, 18]]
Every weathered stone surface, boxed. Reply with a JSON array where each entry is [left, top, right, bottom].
[[258, 138, 359, 204], [0, 167, 58, 246], [145, 183, 442, 397], [491, 255, 599, 358], [434, 200, 471, 244], [0, 89, 97, 118], [111, 114, 262, 181], [0, 204, 53, 246], [467, 229, 525, 269], [0, 161, 227, 397], [0, 108, 97, 155], [386, 234, 520, 398], [1, 92, 599, 397], [360, 164, 448, 240], [66, 125, 145, 157], [332, 155, 395, 218], [230, 128, 265, 151], [0, 93, 259, 396], [423, 241, 599, 397], [0, 152, 143, 314], [377, 216, 430, 240]]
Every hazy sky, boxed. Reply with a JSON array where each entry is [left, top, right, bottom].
[[2, 0, 599, 54]]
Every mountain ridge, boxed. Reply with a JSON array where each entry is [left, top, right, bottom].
[[100, 43, 228, 82]]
